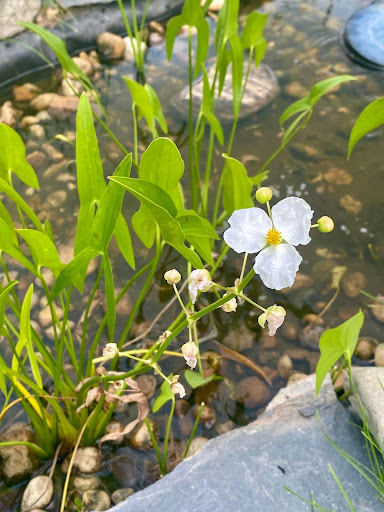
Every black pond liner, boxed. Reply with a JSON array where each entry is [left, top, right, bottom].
[[0, 0, 184, 93], [343, 2, 384, 70]]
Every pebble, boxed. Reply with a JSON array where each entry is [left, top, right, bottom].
[[287, 371, 307, 386], [97, 32, 126, 59], [174, 399, 190, 418], [30, 93, 57, 111], [105, 421, 124, 437], [223, 324, 254, 351], [185, 436, 209, 458], [201, 0, 224, 10], [124, 37, 147, 61], [136, 374, 157, 399], [0, 422, 39, 484], [61, 77, 84, 96], [111, 488, 135, 505], [149, 20, 164, 35], [235, 376, 272, 408], [370, 297, 384, 324], [61, 447, 101, 474], [302, 314, 324, 326], [83, 489, 111, 511], [42, 142, 65, 161], [20, 115, 40, 128], [131, 418, 158, 450], [354, 337, 377, 361], [259, 333, 278, 349], [29, 124, 45, 140], [47, 190, 67, 207], [298, 325, 325, 351], [13, 83, 41, 102], [48, 95, 80, 120], [36, 110, 52, 123], [73, 56, 94, 77], [71, 475, 101, 492], [277, 355, 293, 378], [38, 305, 63, 328], [0, 101, 17, 127], [115, 288, 133, 316], [216, 420, 235, 435], [339, 195, 362, 215], [324, 168, 353, 185], [284, 81, 310, 98], [374, 344, 384, 366], [192, 403, 217, 429], [281, 322, 299, 341], [43, 160, 69, 178], [280, 272, 313, 293], [21, 475, 53, 511], [27, 150, 46, 168], [341, 271, 367, 298], [148, 31, 165, 46]]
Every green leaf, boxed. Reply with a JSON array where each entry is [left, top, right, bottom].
[[124, 78, 156, 135], [114, 214, 135, 269], [229, 35, 244, 117], [184, 369, 215, 388], [0, 218, 37, 275], [90, 154, 132, 252], [195, 18, 209, 78], [182, 0, 203, 26], [0, 177, 44, 232], [177, 210, 219, 239], [281, 75, 355, 126], [50, 247, 100, 301], [165, 15, 186, 61], [75, 93, 106, 255], [221, 154, 254, 215], [104, 255, 116, 341], [0, 124, 39, 188], [18, 229, 64, 276], [153, 377, 174, 413], [249, 170, 269, 187], [348, 96, 384, 158], [145, 84, 168, 134], [0, 281, 18, 332], [15, 285, 43, 388], [203, 111, 224, 145], [316, 310, 364, 394], [215, 0, 239, 51], [19, 22, 93, 92], [110, 177, 203, 268], [241, 11, 268, 66]]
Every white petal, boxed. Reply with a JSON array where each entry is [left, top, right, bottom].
[[253, 244, 302, 290], [271, 197, 313, 246], [223, 208, 272, 254]]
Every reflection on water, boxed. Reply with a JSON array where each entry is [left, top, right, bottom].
[[1, 0, 384, 505]]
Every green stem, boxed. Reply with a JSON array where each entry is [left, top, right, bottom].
[[239, 293, 267, 312], [78, 264, 103, 380], [144, 418, 164, 473], [132, 104, 139, 167], [85, 257, 156, 376], [188, 28, 197, 211], [162, 397, 175, 474], [239, 253, 248, 283], [183, 401, 204, 458], [202, 129, 215, 215], [173, 284, 190, 317]]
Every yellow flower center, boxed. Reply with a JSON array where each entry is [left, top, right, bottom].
[[265, 227, 282, 246]]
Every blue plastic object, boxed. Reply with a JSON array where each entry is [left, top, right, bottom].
[[344, 3, 384, 69]]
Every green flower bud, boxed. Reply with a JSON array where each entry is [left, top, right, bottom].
[[317, 216, 334, 233], [255, 187, 273, 204]]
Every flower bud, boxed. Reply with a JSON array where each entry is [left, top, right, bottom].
[[181, 341, 198, 369], [159, 330, 172, 343], [189, 269, 212, 304], [103, 342, 119, 358], [164, 269, 181, 285], [317, 216, 334, 233], [221, 294, 237, 313], [255, 187, 273, 204], [258, 305, 286, 336], [170, 375, 186, 398]]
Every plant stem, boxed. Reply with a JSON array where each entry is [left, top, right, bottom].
[[132, 104, 139, 166], [162, 397, 175, 474], [183, 402, 204, 458], [188, 27, 197, 211]]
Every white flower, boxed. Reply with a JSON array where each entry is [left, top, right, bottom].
[[170, 375, 186, 398], [224, 197, 313, 290], [258, 305, 286, 336], [189, 269, 212, 304], [181, 341, 198, 369]]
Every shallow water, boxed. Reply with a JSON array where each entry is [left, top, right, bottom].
[[1, 0, 384, 508]]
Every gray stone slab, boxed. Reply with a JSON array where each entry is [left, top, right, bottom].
[[104, 375, 382, 512], [0, 0, 41, 38], [61, 0, 115, 6], [346, 367, 384, 451]]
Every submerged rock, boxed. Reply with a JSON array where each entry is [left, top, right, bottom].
[[83, 489, 111, 511], [0, 422, 39, 484], [61, 447, 101, 474], [112, 488, 135, 505], [131, 419, 158, 451], [185, 437, 208, 458], [235, 376, 271, 408], [0, 101, 17, 127], [341, 271, 367, 298], [0, 0, 41, 38], [97, 32, 126, 59], [21, 475, 53, 511], [374, 344, 384, 366], [172, 62, 279, 121], [354, 337, 377, 361]]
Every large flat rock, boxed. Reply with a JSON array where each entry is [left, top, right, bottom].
[[0, 0, 41, 38], [105, 375, 381, 512]]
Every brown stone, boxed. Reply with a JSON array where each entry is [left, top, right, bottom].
[[13, 83, 41, 102], [324, 168, 353, 185], [48, 95, 80, 120], [341, 271, 367, 298], [27, 150, 46, 169], [339, 195, 362, 215], [354, 337, 377, 361], [30, 93, 57, 111], [97, 32, 126, 59], [136, 374, 156, 399], [280, 272, 312, 294], [235, 376, 272, 408], [0, 101, 17, 127]]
